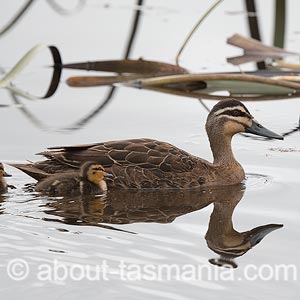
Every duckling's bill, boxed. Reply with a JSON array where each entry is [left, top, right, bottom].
[[245, 120, 284, 140], [104, 173, 113, 178]]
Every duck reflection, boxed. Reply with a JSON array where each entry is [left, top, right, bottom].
[[205, 189, 283, 268], [42, 184, 283, 268]]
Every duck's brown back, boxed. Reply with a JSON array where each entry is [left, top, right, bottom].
[[12, 138, 232, 189], [36, 138, 216, 189]]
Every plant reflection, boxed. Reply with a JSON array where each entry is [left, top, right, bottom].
[[1, 0, 145, 132], [0, 0, 86, 37], [41, 184, 283, 268]]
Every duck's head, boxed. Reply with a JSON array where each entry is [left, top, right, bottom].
[[0, 163, 11, 178], [207, 223, 283, 268], [206, 99, 283, 140], [81, 162, 109, 185]]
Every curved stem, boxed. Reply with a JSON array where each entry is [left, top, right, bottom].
[[64, 0, 144, 131], [0, 0, 36, 36], [175, 0, 223, 65]]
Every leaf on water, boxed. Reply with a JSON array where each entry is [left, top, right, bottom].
[[65, 59, 188, 88], [66, 74, 157, 87], [273, 60, 300, 71], [227, 34, 300, 65], [64, 56, 300, 100], [123, 73, 300, 100], [63, 59, 188, 75]]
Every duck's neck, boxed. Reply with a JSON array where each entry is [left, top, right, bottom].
[[208, 132, 236, 164], [208, 201, 236, 236], [205, 200, 243, 248]]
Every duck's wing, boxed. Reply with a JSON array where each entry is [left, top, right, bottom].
[[11, 138, 205, 181], [41, 138, 200, 171]]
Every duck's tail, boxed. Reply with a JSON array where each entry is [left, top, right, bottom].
[[7, 163, 50, 181]]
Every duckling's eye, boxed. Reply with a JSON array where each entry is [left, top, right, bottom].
[[93, 167, 104, 171]]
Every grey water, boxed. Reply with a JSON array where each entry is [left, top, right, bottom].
[[0, 1, 300, 299]]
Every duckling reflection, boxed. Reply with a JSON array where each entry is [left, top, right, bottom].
[[43, 184, 283, 268], [0, 195, 6, 215], [0, 163, 12, 194]]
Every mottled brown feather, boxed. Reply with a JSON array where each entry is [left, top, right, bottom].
[[9, 138, 229, 188], [12, 98, 263, 189]]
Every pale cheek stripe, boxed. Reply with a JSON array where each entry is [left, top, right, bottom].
[[216, 115, 250, 127], [215, 106, 247, 116], [222, 115, 248, 123]]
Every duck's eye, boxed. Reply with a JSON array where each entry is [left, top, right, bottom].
[[232, 110, 241, 117]]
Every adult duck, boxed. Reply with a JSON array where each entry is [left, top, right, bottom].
[[11, 99, 283, 189]]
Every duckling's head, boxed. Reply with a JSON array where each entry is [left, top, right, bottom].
[[206, 99, 283, 140], [0, 163, 11, 178], [80, 162, 107, 185]]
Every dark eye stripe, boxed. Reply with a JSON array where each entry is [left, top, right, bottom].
[[92, 166, 105, 171], [218, 109, 251, 118]]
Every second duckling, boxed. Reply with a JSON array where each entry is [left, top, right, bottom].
[[0, 163, 11, 194], [35, 162, 109, 196]]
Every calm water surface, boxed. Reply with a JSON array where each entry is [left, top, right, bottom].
[[0, 1, 300, 299]]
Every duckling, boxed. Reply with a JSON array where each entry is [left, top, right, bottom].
[[10, 99, 283, 189], [0, 163, 11, 193], [35, 162, 109, 196]]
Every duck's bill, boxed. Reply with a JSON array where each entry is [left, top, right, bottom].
[[3, 171, 12, 177], [245, 120, 284, 140], [248, 224, 283, 247]]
